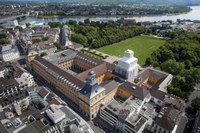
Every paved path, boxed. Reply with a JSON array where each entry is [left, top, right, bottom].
[[186, 84, 200, 107], [104, 56, 119, 63]]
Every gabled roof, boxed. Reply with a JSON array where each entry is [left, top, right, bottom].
[[76, 51, 103, 66], [155, 106, 180, 131], [102, 79, 121, 94], [150, 89, 166, 101], [77, 62, 114, 80], [78, 63, 107, 80], [119, 81, 150, 100], [155, 117, 175, 131], [33, 56, 85, 88]]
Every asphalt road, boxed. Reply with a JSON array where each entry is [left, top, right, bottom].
[[184, 84, 200, 133], [186, 84, 200, 107]]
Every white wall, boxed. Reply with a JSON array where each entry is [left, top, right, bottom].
[[2, 51, 19, 62]]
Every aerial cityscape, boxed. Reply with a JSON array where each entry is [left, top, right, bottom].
[[0, 0, 200, 133]]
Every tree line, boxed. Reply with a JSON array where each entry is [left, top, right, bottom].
[[69, 20, 144, 48]]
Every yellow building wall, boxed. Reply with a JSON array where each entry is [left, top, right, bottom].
[[117, 88, 132, 99], [58, 60, 74, 69], [95, 72, 113, 84], [78, 91, 105, 118], [25, 55, 37, 69], [31, 62, 79, 105], [104, 88, 118, 104], [148, 77, 158, 84], [105, 72, 113, 80], [96, 74, 105, 84], [25, 55, 37, 62], [74, 59, 94, 70], [78, 93, 91, 116]]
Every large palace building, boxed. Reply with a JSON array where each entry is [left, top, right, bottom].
[[25, 49, 186, 133]]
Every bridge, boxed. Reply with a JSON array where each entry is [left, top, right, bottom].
[[0, 14, 29, 23]]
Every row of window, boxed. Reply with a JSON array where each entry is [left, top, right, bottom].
[[90, 92, 104, 104]]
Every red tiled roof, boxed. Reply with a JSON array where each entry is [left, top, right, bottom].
[[33, 56, 85, 88]]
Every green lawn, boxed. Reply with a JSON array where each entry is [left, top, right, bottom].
[[97, 35, 166, 65]]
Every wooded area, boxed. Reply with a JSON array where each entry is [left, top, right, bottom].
[[146, 29, 200, 100]]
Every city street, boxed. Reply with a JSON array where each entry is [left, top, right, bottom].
[[186, 84, 200, 107]]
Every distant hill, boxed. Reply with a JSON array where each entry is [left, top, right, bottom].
[[1, 0, 200, 5], [72, 0, 200, 5], [47, 0, 200, 5]]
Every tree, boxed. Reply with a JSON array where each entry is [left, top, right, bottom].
[[71, 33, 87, 45], [145, 57, 153, 65], [0, 34, 7, 38], [172, 75, 185, 88], [0, 38, 9, 44], [40, 52, 48, 57], [167, 85, 182, 98], [70, 23, 144, 48], [68, 20, 77, 26], [26, 23, 31, 27], [48, 22, 63, 28], [184, 60, 192, 69], [184, 68, 200, 84], [84, 19, 90, 24], [148, 29, 200, 99], [15, 26, 23, 31], [157, 48, 174, 62], [161, 60, 184, 75]]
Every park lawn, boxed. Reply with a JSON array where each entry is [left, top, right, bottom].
[[97, 35, 166, 65]]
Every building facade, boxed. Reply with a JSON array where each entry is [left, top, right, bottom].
[[79, 71, 105, 119], [0, 63, 5, 77], [0, 44, 20, 62], [24, 49, 185, 133], [0, 77, 20, 97]]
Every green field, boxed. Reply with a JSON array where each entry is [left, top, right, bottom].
[[97, 35, 166, 65]]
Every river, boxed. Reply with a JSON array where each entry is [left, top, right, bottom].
[[20, 6, 200, 24]]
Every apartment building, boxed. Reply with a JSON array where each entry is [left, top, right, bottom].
[[0, 44, 20, 62]]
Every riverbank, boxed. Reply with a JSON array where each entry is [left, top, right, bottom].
[[35, 8, 192, 19], [19, 6, 200, 24]]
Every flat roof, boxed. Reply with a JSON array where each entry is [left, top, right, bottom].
[[103, 96, 143, 120], [102, 96, 147, 132], [44, 49, 77, 64]]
